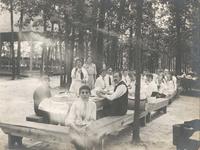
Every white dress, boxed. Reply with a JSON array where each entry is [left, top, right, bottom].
[[69, 67, 88, 95], [83, 63, 97, 89]]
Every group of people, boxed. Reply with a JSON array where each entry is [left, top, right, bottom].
[[34, 56, 178, 136], [67, 56, 178, 129]]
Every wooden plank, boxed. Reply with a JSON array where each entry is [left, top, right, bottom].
[[87, 111, 148, 138], [0, 121, 71, 144], [147, 98, 169, 112], [0, 111, 148, 146]]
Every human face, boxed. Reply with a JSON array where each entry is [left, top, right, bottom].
[[76, 60, 82, 68], [101, 71, 106, 78], [107, 68, 113, 75], [87, 57, 92, 64], [113, 73, 121, 84], [130, 75, 135, 82], [123, 71, 128, 77], [80, 89, 90, 101]]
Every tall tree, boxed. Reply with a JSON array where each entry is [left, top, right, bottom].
[[16, 0, 24, 78], [132, 0, 143, 143], [10, 0, 15, 80]]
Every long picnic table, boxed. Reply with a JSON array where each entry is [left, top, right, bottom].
[[36, 93, 107, 124], [0, 90, 178, 149]]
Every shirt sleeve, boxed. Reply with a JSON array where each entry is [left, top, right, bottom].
[[106, 84, 127, 101]]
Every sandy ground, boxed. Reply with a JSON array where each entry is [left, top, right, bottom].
[[0, 77, 199, 150]]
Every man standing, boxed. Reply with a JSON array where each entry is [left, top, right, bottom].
[[98, 72, 128, 116]]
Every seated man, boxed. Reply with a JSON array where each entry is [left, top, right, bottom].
[[97, 72, 128, 116]]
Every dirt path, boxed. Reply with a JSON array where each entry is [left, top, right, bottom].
[[0, 78, 199, 150]]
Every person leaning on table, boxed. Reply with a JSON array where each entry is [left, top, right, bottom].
[[97, 71, 128, 116]]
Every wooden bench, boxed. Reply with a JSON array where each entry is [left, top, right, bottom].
[[146, 98, 169, 122], [0, 111, 147, 150]]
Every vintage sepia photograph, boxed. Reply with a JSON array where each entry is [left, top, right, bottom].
[[0, 0, 199, 150]]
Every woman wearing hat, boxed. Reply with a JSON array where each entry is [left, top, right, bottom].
[[69, 58, 88, 95]]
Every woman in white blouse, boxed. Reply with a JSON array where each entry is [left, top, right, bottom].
[[69, 58, 88, 95], [83, 56, 97, 89]]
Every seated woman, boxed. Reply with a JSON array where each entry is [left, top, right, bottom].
[[128, 72, 147, 100], [66, 85, 96, 129], [165, 74, 176, 96], [145, 74, 158, 98], [155, 74, 168, 98], [91, 69, 107, 96]]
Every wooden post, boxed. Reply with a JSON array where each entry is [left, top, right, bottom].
[[30, 37, 33, 74], [16, 0, 23, 78], [10, 0, 15, 80], [132, 0, 143, 143]]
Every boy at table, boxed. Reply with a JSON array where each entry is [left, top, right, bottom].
[[66, 85, 96, 129], [66, 85, 97, 150]]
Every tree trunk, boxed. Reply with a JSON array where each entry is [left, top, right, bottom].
[[175, 0, 183, 75], [10, 0, 15, 80], [91, 0, 98, 55], [40, 8, 47, 76], [29, 40, 33, 73], [128, 26, 134, 70], [77, 27, 84, 58], [40, 45, 45, 76], [66, 22, 75, 89], [132, 0, 143, 143], [17, 1, 23, 78], [95, 0, 106, 73]]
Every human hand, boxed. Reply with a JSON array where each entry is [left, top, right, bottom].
[[96, 91, 105, 98]]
